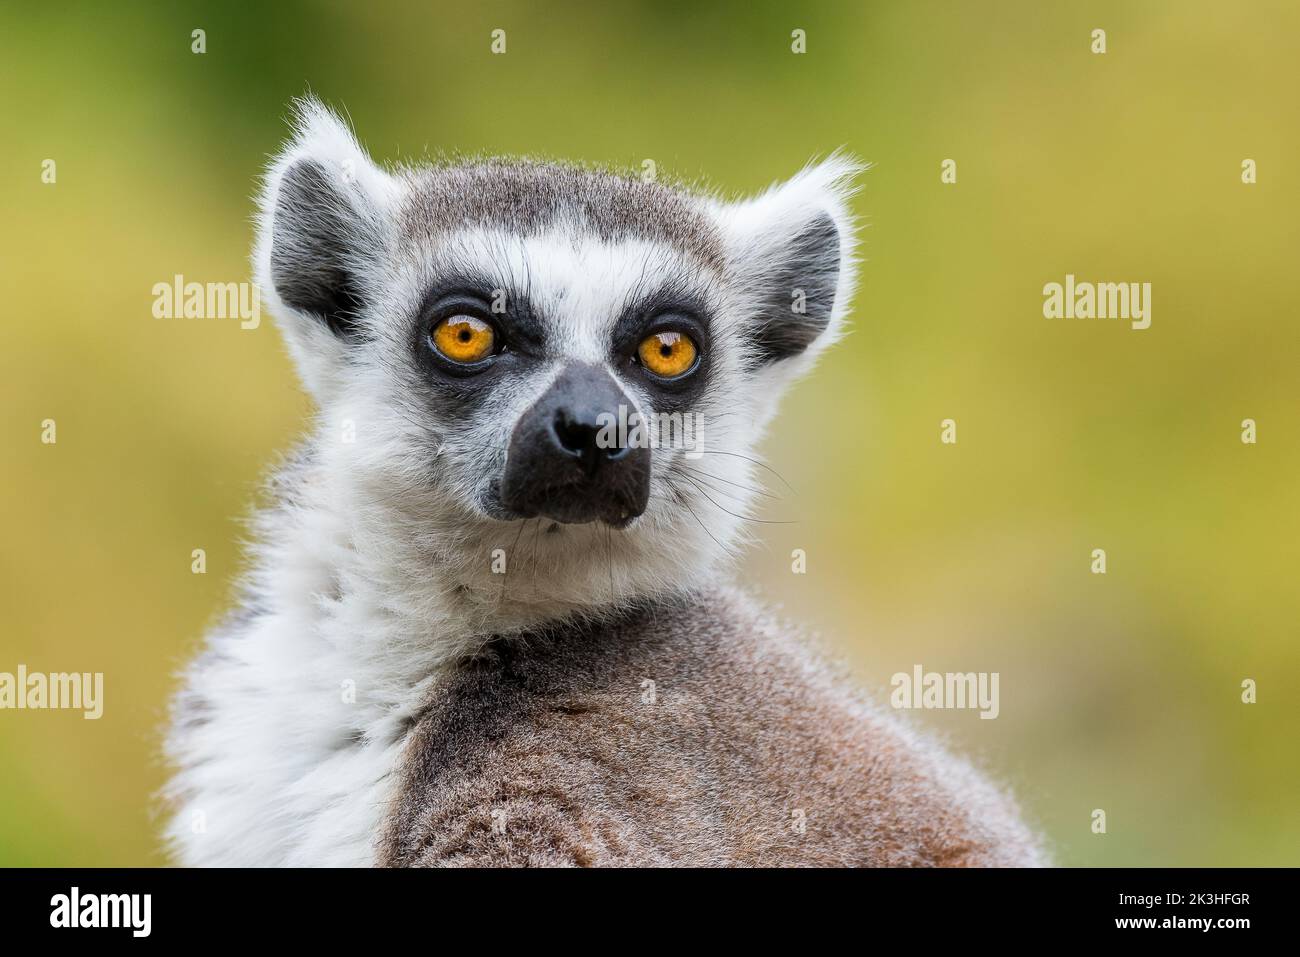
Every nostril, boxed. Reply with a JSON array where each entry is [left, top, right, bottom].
[[552, 410, 599, 459]]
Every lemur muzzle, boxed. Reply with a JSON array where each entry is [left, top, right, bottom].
[[501, 363, 651, 527]]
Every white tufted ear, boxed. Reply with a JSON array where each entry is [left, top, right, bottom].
[[712, 154, 863, 379], [253, 97, 400, 399]]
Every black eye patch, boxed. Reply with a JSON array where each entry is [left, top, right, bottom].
[[407, 278, 551, 424], [414, 276, 546, 355], [609, 285, 713, 411]]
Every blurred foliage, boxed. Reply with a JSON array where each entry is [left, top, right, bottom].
[[1, 0, 1297, 866]]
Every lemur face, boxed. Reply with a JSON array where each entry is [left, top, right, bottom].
[[257, 100, 858, 605], [388, 197, 724, 530]]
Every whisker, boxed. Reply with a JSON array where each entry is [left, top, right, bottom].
[[669, 484, 727, 552], [673, 469, 753, 505], [439, 439, 509, 455], [693, 449, 794, 493], [677, 475, 797, 525], [677, 463, 779, 500]]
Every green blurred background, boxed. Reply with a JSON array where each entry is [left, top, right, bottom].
[[2, 0, 1297, 866]]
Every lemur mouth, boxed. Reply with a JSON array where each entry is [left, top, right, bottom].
[[493, 491, 643, 529], [482, 481, 641, 530]]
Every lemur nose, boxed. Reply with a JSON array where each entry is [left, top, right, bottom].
[[500, 363, 651, 527], [551, 409, 633, 475]]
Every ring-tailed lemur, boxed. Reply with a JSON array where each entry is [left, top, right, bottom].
[[165, 99, 1045, 866]]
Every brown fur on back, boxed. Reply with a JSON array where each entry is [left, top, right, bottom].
[[380, 587, 1045, 867]]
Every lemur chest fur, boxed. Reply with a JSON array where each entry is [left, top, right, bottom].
[[380, 588, 1045, 867]]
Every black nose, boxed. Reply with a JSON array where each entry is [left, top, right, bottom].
[[501, 364, 651, 527]]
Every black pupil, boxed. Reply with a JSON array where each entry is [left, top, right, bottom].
[[458, 328, 472, 342], [659, 343, 672, 357]]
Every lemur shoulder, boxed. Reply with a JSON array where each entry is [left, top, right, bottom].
[[165, 99, 1045, 867]]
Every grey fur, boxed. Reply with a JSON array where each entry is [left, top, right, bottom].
[[397, 160, 725, 271]]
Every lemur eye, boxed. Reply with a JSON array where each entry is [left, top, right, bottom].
[[637, 330, 699, 379], [432, 315, 495, 364]]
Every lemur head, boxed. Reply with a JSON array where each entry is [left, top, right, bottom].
[[256, 99, 859, 615]]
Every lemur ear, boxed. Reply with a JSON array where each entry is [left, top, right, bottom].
[[254, 97, 397, 395], [715, 155, 862, 366]]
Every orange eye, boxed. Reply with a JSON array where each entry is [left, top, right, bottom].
[[432, 315, 495, 364], [637, 330, 698, 379]]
